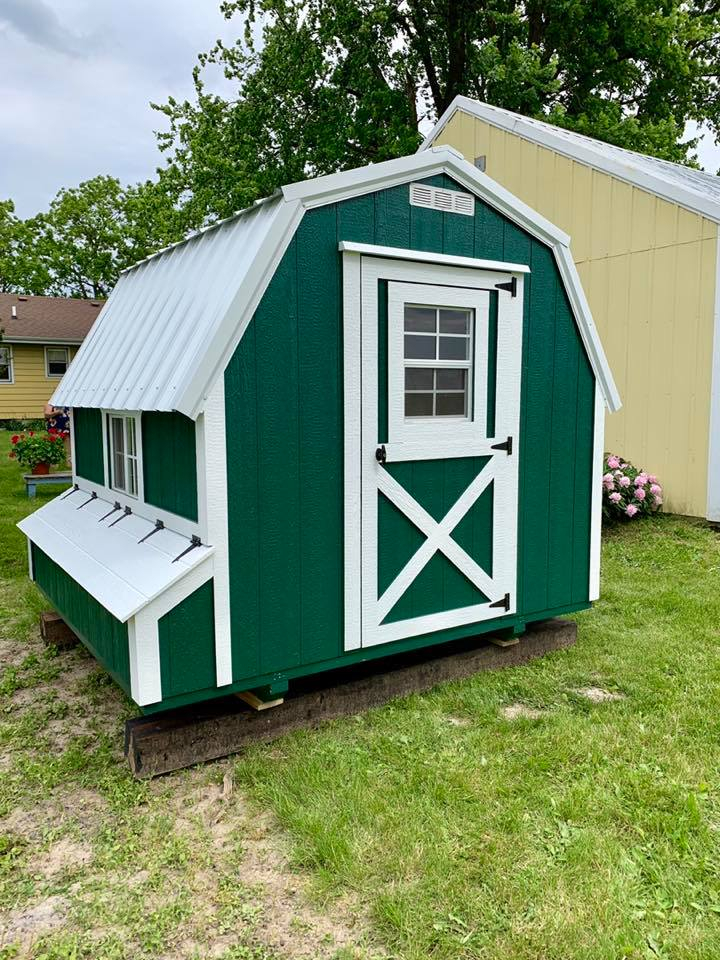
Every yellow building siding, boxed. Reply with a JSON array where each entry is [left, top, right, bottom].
[[436, 112, 718, 516], [0, 344, 78, 420]]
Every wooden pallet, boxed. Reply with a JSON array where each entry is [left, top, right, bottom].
[[125, 618, 576, 779]]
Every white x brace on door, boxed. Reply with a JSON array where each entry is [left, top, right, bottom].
[[343, 249, 525, 651]]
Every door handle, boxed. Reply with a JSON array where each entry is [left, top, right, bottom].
[[375, 444, 387, 464]]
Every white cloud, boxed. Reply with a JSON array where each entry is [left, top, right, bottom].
[[0, 0, 239, 217]]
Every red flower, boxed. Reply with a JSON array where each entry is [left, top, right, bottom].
[[48, 427, 57, 435], [11, 435, 18, 444], [28, 431, 34, 437]]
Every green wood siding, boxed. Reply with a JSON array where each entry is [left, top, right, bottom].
[[142, 412, 198, 521], [158, 580, 215, 699], [225, 174, 596, 687], [31, 544, 131, 692], [73, 408, 104, 485]]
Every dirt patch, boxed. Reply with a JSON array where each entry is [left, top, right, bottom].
[[169, 769, 382, 959], [445, 715, 471, 727], [1, 788, 107, 842], [30, 837, 93, 877], [501, 703, 545, 720], [0, 895, 68, 949], [574, 687, 624, 703]]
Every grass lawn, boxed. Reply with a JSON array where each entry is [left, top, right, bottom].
[[2, 428, 720, 959]]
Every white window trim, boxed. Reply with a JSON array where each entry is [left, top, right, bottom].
[[0, 345, 14, 385], [388, 282, 489, 452], [44, 345, 70, 379], [102, 410, 144, 501]]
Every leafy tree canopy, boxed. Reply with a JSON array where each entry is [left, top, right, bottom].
[[0, 175, 191, 299], [155, 0, 720, 221]]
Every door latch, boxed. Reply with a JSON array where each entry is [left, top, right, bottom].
[[491, 436, 513, 455], [375, 444, 387, 464]]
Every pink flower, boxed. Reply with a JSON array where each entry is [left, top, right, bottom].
[[634, 487, 646, 500], [650, 483, 661, 496], [607, 456, 620, 469], [653, 495, 663, 506], [618, 475, 631, 488], [648, 475, 657, 484], [620, 462, 629, 469], [609, 492, 621, 503], [635, 473, 648, 485], [626, 504, 639, 517], [603, 476, 614, 492]]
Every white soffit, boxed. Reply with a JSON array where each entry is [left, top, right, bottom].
[[420, 96, 720, 223], [52, 144, 619, 417], [19, 487, 213, 622]]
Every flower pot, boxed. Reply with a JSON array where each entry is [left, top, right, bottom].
[[32, 462, 50, 475]]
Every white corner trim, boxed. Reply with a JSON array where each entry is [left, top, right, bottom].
[[589, 384, 605, 601], [342, 251, 362, 652], [420, 96, 720, 224], [706, 235, 720, 521], [128, 556, 215, 706], [339, 241, 530, 275], [203, 375, 233, 686]]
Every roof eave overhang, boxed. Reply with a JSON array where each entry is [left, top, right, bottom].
[[2, 337, 85, 345], [420, 96, 720, 224]]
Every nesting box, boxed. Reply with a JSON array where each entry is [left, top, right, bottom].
[[19, 147, 619, 713]]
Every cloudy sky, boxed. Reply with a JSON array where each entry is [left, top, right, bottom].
[[0, 0, 239, 218], [2, 0, 720, 220]]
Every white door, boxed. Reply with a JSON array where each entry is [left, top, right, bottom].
[[343, 254, 524, 651]]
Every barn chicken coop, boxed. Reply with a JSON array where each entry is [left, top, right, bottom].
[[19, 147, 619, 713]]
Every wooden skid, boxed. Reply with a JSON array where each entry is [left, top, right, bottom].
[[40, 610, 79, 650], [125, 618, 576, 779]]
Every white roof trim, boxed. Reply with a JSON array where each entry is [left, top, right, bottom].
[[338, 241, 531, 274], [19, 487, 213, 622], [54, 145, 618, 416], [420, 96, 720, 224]]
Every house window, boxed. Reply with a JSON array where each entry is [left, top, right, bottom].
[[108, 414, 140, 497], [0, 347, 12, 384], [45, 347, 70, 378], [403, 305, 473, 418]]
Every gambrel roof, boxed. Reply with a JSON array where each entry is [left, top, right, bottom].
[[421, 96, 720, 223], [53, 147, 620, 417]]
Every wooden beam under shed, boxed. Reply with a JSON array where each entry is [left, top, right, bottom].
[[125, 618, 576, 779]]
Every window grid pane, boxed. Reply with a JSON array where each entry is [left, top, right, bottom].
[[0, 347, 10, 382], [404, 368, 468, 418]]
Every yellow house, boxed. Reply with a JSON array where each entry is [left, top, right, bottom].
[[422, 97, 720, 519], [0, 294, 102, 421]]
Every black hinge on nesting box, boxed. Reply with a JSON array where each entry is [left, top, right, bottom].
[[491, 436, 513, 455], [495, 276, 517, 297], [490, 593, 511, 611]]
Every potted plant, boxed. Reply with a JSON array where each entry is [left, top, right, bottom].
[[9, 429, 68, 474]]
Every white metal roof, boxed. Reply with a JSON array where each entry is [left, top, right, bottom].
[[421, 96, 720, 223], [53, 146, 619, 416], [19, 487, 213, 622]]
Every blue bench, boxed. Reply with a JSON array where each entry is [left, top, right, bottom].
[[24, 472, 72, 498]]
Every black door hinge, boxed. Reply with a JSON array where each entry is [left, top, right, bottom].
[[491, 436, 513, 455], [490, 593, 510, 612], [495, 276, 517, 297]]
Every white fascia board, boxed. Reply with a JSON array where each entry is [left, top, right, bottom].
[[177, 198, 305, 419], [421, 96, 720, 224], [338, 241, 530, 275], [553, 246, 621, 413], [4, 337, 84, 346]]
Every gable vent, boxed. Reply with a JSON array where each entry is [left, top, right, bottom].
[[409, 182, 475, 216]]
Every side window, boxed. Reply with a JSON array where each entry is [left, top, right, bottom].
[[46, 347, 70, 378], [0, 347, 12, 383], [403, 305, 473, 418], [108, 413, 140, 497]]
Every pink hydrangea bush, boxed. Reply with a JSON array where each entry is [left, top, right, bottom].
[[602, 454, 663, 521]]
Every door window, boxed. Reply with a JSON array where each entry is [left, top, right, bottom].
[[403, 304, 473, 418]]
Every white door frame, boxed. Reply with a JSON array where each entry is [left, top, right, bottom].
[[342, 247, 526, 652]]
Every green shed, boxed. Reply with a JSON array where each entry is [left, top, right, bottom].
[[19, 147, 619, 713]]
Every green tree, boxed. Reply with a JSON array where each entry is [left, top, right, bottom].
[[155, 0, 720, 220], [0, 176, 192, 299]]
